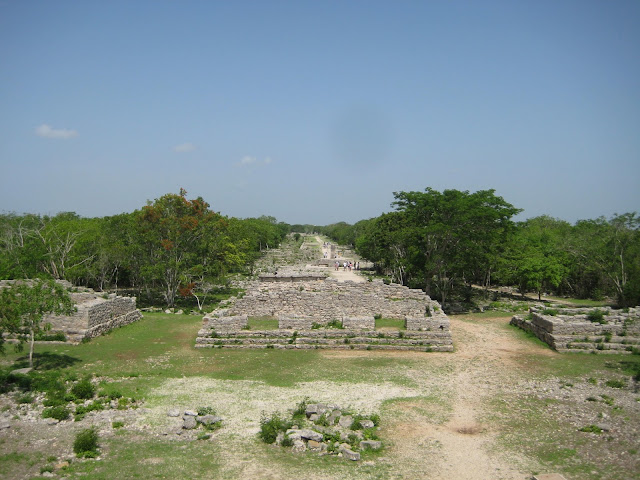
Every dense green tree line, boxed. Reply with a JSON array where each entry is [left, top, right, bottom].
[[319, 188, 640, 308], [0, 190, 288, 307]]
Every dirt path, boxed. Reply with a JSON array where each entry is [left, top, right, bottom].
[[319, 237, 367, 283], [386, 316, 554, 479]]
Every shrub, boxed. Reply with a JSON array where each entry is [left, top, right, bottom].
[[542, 308, 558, 316], [605, 379, 626, 389], [579, 425, 602, 434], [71, 378, 95, 400], [587, 309, 607, 324], [315, 413, 329, 427], [42, 405, 70, 421], [258, 413, 290, 444], [326, 319, 343, 329], [280, 435, 294, 447], [369, 413, 381, 427], [293, 398, 308, 417], [17, 393, 34, 404], [600, 394, 615, 405], [73, 427, 99, 457], [112, 421, 124, 429], [197, 406, 217, 416]]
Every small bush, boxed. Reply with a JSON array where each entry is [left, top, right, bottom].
[[542, 308, 558, 316], [578, 425, 602, 434], [369, 413, 381, 426], [17, 393, 34, 404], [42, 405, 70, 421], [280, 435, 294, 447], [326, 319, 343, 329], [73, 427, 99, 457], [315, 413, 329, 427], [258, 413, 290, 444], [605, 379, 626, 389], [600, 394, 615, 405], [587, 309, 607, 324], [112, 421, 124, 429], [363, 427, 380, 440], [197, 406, 217, 416], [293, 398, 308, 417], [71, 378, 95, 400]]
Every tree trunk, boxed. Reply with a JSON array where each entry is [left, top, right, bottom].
[[29, 328, 35, 369]]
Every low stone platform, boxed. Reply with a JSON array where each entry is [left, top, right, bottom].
[[0, 279, 143, 343], [510, 306, 639, 353], [195, 277, 453, 351]]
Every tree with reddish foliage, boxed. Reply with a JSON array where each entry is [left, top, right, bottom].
[[136, 189, 232, 307]]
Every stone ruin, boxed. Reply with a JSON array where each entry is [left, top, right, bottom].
[[510, 305, 640, 353], [195, 277, 453, 351], [0, 279, 143, 343]]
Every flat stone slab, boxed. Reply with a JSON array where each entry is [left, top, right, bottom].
[[533, 475, 568, 480]]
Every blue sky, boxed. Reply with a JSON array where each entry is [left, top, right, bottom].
[[1, 0, 638, 225]]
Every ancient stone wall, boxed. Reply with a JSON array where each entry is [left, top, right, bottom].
[[197, 277, 453, 351], [205, 315, 248, 332], [0, 279, 142, 343], [510, 306, 640, 353], [226, 278, 432, 322]]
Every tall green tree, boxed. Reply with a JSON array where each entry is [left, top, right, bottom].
[[502, 216, 570, 300], [388, 188, 520, 306]]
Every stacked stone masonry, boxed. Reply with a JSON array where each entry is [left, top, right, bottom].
[[0, 279, 143, 343], [510, 306, 640, 353], [196, 277, 453, 352]]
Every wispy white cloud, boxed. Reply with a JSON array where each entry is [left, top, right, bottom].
[[236, 156, 273, 167], [173, 142, 196, 153], [35, 124, 78, 139]]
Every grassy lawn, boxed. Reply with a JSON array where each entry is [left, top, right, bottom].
[[375, 317, 406, 330], [1, 311, 639, 480], [247, 316, 279, 330]]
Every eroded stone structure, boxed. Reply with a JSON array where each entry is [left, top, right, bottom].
[[0, 280, 143, 343], [196, 277, 453, 351], [510, 306, 640, 353]]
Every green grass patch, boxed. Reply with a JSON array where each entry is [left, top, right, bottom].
[[247, 316, 279, 330], [374, 318, 406, 330]]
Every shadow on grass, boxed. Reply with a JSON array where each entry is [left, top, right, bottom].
[[13, 352, 81, 370]]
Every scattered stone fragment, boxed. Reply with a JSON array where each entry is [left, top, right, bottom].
[[184, 410, 198, 416], [167, 409, 180, 417], [182, 416, 197, 430], [0, 420, 10, 430], [339, 443, 360, 461], [299, 429, 324, 442], [197, 415, 222, 426], [597, 424, 612, 432], [292, 439, 307, 453], [285, 429, 302, 441], [10, 367, 32, 375], [360, 419, 375, 429], [360, 440, 382, 450], [338, 415, 353, 428]]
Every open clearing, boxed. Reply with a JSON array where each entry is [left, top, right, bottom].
[[1, 311, 639, 480]]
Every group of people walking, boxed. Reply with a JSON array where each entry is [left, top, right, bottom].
[[334, 260, 359, 271]]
